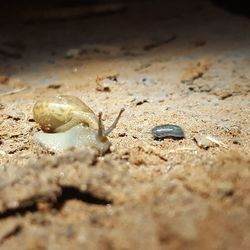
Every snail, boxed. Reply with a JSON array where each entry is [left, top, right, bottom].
[[33, 95, 124, 154]]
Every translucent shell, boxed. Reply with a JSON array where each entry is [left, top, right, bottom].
[[33, 95, 98, 133]]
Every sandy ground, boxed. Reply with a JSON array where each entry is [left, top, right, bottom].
[[0, 0, 250, 249]]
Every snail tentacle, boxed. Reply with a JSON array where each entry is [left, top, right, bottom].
[[104, 108, 125, 136]]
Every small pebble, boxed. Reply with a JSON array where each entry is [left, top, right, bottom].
[[47, 84, 61, 89], [194, 134, 223, 149], [96, 79, 112, 92], [0, 75, 9, 84], [65, 48, 81, 59], [233, 140, 241, 145], [118, 132, 127, 137], [151, 124, 185, 140]]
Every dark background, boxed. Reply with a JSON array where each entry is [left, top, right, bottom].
[[2, 0, 250, 18]]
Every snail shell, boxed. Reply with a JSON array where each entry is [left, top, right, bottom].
[[33, 95, 98, 133]]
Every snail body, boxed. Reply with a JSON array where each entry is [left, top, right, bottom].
[[33, 125, 111, 153], [33, 95, 124, 154]]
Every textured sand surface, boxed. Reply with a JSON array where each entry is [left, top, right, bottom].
[[0, 0, 250, 249]]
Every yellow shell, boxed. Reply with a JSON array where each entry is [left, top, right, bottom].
[[33, 95, 98, 133]]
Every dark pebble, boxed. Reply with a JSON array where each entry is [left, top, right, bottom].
[[151, 124, 185, 140]]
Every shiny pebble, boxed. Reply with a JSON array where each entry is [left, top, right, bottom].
[[151, 124, 185, 139]]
